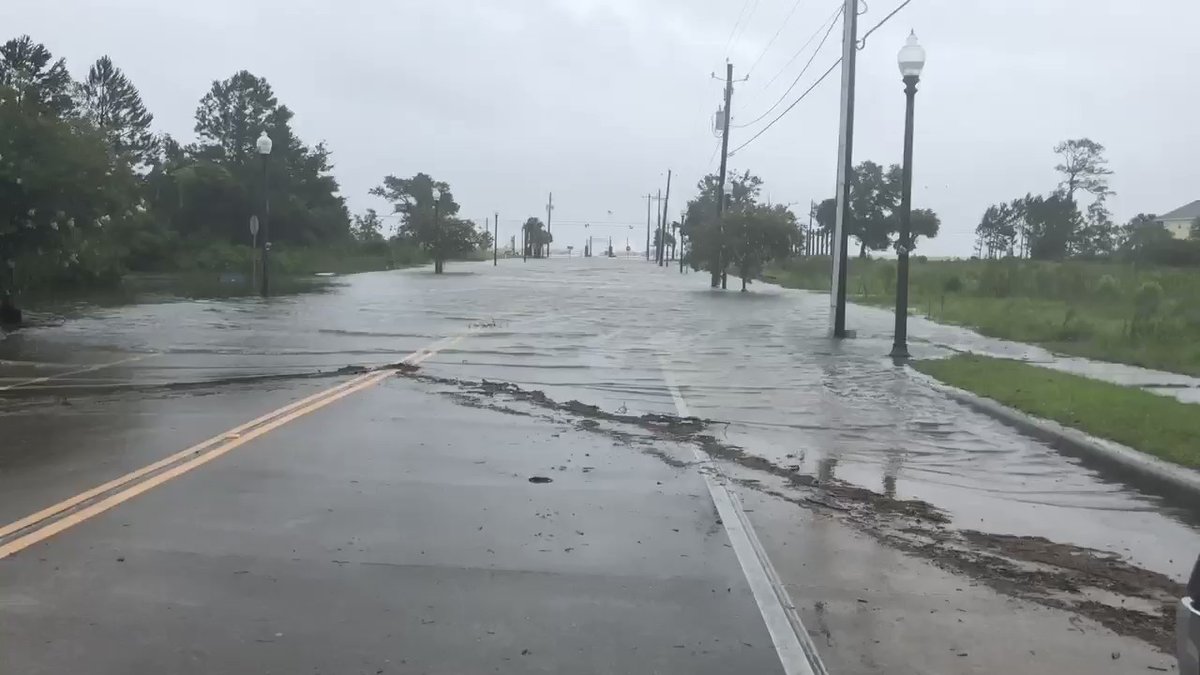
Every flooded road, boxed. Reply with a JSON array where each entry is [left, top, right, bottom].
[[2, 257, 1197, 673]]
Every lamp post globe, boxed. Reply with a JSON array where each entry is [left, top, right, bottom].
[[256, 131, 273, 156], [897, 31, 926, 79], [890, 31, 926, 359]]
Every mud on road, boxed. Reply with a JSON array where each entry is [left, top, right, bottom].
[[404, 370, 1186, 653]]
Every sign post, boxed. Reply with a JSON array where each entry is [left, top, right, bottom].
[[249, 215, 260, 291]]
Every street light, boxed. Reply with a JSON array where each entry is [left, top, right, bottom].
[[431, 186, 442, 274], [256, 131, 273, 297], [889, 31, 926, 359]]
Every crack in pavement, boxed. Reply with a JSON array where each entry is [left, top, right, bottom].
[[401, 370, 1185, 653]]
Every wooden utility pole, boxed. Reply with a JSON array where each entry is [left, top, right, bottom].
[[659, 170, 672, 266], [545, 193, 553, 258], [493, 212, 498, 265], [643, 194, 653, 260], [830, 0, 858, 337], [714, 62, 734, 288]]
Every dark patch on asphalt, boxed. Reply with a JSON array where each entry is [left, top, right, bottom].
[[401, 370, 1183, 653], [528, 476, 553, 484]]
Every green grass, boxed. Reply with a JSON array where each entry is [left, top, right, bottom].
[[766, 257, 1200, 376], [913, 354, 1200, 469]]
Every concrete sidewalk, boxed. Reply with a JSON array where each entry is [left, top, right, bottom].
[[0, 375, 787, 674]]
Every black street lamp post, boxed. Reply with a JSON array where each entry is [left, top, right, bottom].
[[890, 31, 926, 359], [256, 131, 273, 297]]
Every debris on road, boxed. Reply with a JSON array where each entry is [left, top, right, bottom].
[[407, 370, 1186, 653]]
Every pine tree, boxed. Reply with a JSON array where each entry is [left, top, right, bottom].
[[79, 56, 158, 166]]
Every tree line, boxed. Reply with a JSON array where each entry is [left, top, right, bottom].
[[972, 138, 1192, 265], [681, 162, 942, 290], [0, 33, 494, 317]]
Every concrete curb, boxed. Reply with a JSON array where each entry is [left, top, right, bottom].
[[907, 367, 1200, 498]]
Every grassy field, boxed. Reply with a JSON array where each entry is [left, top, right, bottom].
[[913, 354, 1200, 469], [767, 257, 1200, 376]]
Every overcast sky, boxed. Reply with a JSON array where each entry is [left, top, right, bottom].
[[6, 0, 1200, 256]]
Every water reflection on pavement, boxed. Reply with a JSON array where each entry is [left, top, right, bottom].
[[2, 257, 1198, 582]]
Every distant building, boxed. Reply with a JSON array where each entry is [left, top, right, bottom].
[[1156, 200, 1200, 239]]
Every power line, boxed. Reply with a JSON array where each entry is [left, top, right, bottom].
[[729, 0, 763, 55], [729, 58, 840, 156], [746, 0, 807, 77], [762, 3, 843, 89], [728, 0, 919, 156], [858, 0, 914, 49], [723, 0, 755, 55], [734, 10, 841, 128]]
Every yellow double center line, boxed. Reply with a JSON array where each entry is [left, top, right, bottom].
[[0, 335, 462, 560]]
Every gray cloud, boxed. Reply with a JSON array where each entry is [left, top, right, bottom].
[[6, 0, 1199, 255]]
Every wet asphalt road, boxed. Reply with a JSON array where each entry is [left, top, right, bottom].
[[1, 257, 1197, 673]]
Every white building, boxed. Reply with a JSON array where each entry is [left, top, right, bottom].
[[1157, 200, 1200, 239]]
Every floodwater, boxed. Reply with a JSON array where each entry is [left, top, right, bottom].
[[3, 257, 1198, 584]]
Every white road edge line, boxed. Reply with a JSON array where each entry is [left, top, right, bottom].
[[659, 362, 828, 675], [0, 354, 155, 392]]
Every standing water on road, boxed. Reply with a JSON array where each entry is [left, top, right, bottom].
[[3, 259, 1197, 667]]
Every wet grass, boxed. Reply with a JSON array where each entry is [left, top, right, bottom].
[[766, 257, 1200, 376], [913, 354, 1200, 469]]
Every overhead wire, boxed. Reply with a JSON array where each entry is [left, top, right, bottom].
[[722, 0, 755, 56], [729, 59, 841, 156], [745, 0, 807, 77], [857, 0, 912, 49], [734, 10, 841, 128], [727, 0, 919, 156], [730, 0, 764, 54], [762, 3, 844, 89]]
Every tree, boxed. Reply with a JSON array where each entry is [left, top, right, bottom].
[[194, 71, 279, 162], [1, 83, 134, 313], [1191, 216, 1200, 241], [77, 56, 157, 167], [522, 217, 550, 258], [724, 205, 798, 291], [370, 172, 471, 273], [170, 72, 350, 245], [682, 170, 763, 285], [907, 208, 941, 249], [1053, 138, 1113, 202], [352, 209, 384, 243], [473, 226, 494, 252], [0, 36, 74, 116], [1025, 192, 1081, 260], [847, 161, 898, 257], [1117, 213, 1169, 263], [812, 198, 837, 235], [815, 162, 940, 258], [974, 203, 1018, 258], [1075, 197, 1117, 258]]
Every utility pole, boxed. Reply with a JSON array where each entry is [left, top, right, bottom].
[[830, 0, 857, 338], [808, 200, 815, 256], [713, 62, 734, 288], [643, 194, 653, 260], [654, 189, 663, 264], [679, 209, 686, 273], [546, 193, 553, 258], [493, 212, 498, 266], [659, 170, 672, 266]]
